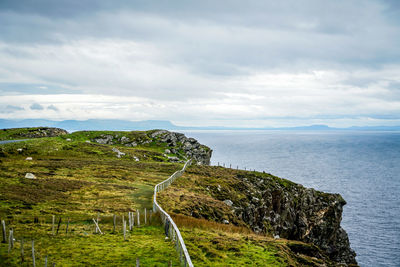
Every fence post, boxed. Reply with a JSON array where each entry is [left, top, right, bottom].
[[144, 208, 147, 225], [56, 218, 62, 235], [113, 214, 116, 233], [123, 220, 126, 241], [1, 220, 6, 243], [52, 215, 55, 235], [95, 213, 99, 234], [66, 218, 70, 234], [20, 237, 24, 262], [136, 258, 140, 267], [137, 210, 140, 227], [45, 256, 48, 267], [128, 212, 132, 231], [92, 218, 103, 234], [8, 229, 12, 253], [32, 240, 36, 267]]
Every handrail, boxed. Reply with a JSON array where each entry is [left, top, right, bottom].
[[153, 160, 193, 267]]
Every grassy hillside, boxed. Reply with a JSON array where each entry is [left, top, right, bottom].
[[1, 129, 338, 266]]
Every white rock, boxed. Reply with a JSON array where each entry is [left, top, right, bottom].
[[112, 147, 125, 158], [17, 148, 23, 152], [85, 140, 91, 143], [274, 235, 280, 239], [25, 173, 36, 179], [133, 156, 140, 162], [222, 219, 229, 224], [66, 138, 71, 141], [25, 157, 33, 161], [223, 200, 233, 206]]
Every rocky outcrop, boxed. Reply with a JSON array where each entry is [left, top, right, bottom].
[[91, 130, 212, 165], [151, 130, 212, 165], [223, 172, 357, 265], [168, 166, 357, 265], [3, 127, 68, 139]]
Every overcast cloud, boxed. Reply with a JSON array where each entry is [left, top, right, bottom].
[[0, 0, 399, 127]]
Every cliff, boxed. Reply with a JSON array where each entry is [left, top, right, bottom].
[[158, 165, 358, 266]]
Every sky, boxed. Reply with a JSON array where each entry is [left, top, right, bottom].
[[0, 0, 399, 127]]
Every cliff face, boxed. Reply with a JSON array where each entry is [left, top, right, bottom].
[[158, 166, 357, 266], [233, 172, 357, 265]]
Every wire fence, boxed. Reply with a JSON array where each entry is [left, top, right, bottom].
[[153, 160, 193, 267]]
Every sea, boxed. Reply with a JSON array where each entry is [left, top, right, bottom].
[[181, 130, 400, 267]]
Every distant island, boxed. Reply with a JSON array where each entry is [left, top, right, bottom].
[[1, 119, 399, 132]]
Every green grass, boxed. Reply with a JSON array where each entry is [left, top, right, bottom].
[[0, 221, 181, 266], [0, 133, 185, 265], [1, 130, 337, 266]]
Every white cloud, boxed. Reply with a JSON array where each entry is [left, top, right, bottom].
[[0, 1, 399, 127]]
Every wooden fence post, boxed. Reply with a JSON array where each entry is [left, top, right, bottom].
[[32, 240, 36, 267], [20, 237, 24, 263], [95, 213, 99, 234], [66, 218, 70, 234], [113, 214, 116, 233], [123, 220, 127, 241], [128, 212, 132, 231], [45, 256, 48, 267], [8, 229, 12, 253], [11, 229, 14, 248], [92, 218, 103, 234], [122, 215, 125, 232], [144, 208, 147, 225], [137, 210, 140, 227], [136, 257, 140, 267], [1, 220, 6, 243], [56, 218, 62, 235], [52, 215, 55, 235]]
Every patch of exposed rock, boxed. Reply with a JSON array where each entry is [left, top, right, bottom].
[[151, 130, 212, 165], [92, 130, 212, 165], [7, 127, 68, 139], [226, 173, 357, 265]]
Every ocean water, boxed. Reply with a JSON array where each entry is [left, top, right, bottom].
[[181, 130, 400, 267]]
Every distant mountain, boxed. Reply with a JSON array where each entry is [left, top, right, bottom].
[[0, 119, 399, 131], [0, 119, 182, 131]]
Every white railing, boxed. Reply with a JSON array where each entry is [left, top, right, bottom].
[[153, 160, 193, 267]]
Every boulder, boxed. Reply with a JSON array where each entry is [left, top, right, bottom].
[[25, 157, 33, 161], [25, 173, 36, 179]]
